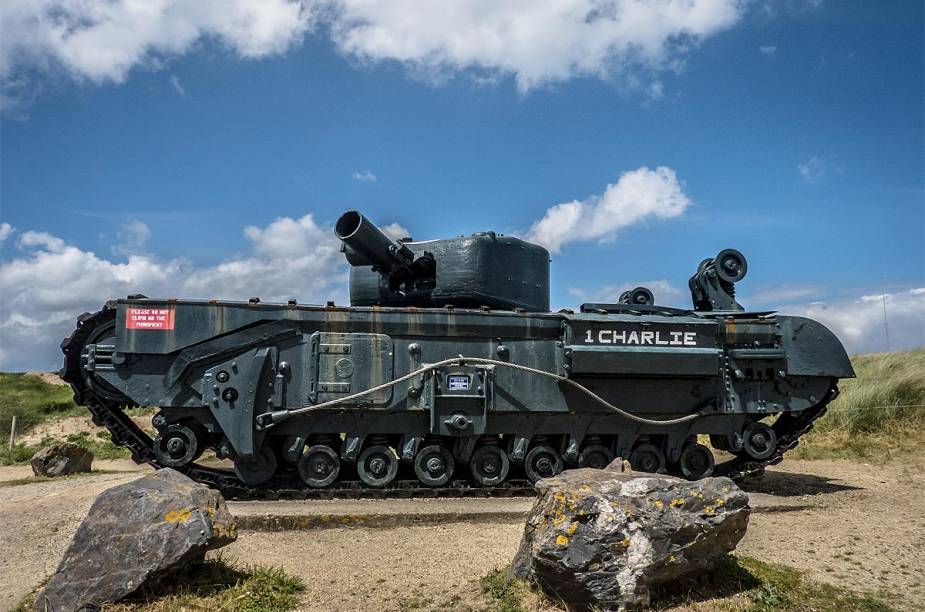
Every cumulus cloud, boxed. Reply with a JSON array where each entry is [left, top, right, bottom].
[[2, 0, 747, 108], [790, 288, 925, 355], [0, 223, 13, 243], [798, 156, 827, 183], [352, 169, 377, 182], [526, 166, 691, 253], [1, 0, 313, 108], [380, 223, 411, 241], [324, 0, 744, 92], [759, 45, 777, 57], [0, 213, 354, 371]]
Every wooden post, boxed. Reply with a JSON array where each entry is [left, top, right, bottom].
[[8, 415, 16, 452]]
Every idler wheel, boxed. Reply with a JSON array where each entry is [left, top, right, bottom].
[[678, 443, 715, 480], [742, 422, 777, 460], [357, 445, 398, 488], [298, 445, 340, 488], [414, 445, 455, 487], [153, 424, 200, 468], [234, 446, 278, 486], [470, 446, 510, 486], [629, 443, 666, 473], [524, 445, 564, 483], [709, 433, 744, 453], [578, 444, 614, 469]]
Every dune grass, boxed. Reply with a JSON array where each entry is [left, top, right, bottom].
[[0, 373, 82, 439], [792, 348, 925, 460]]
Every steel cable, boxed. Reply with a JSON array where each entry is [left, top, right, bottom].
[[258, 356, 705, 428]]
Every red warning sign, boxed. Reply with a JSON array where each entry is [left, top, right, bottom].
[[125, 307, 175, 330]]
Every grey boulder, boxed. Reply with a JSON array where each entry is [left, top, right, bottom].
[[31, 442, 93, 477], [34, 468, 237, 611], [511, 468, 749, 611]]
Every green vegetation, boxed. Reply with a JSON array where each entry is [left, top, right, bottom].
[[17, 558, 304, 612], [481, 556, 894, 612], [793, 348, 925, 461], [0, 373, 82, 440], [1, 431, 130, 466]]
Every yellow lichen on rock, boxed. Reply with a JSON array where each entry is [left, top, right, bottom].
[[555, 535, 569, 546], [164, 509, 192, 524]]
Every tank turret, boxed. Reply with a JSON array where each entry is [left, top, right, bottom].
[[336, 210, 550, 312]]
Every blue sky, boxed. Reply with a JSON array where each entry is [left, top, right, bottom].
[[1, 0, 923, 370]]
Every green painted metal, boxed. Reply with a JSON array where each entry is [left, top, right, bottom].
[[66, 209, 854, 488]]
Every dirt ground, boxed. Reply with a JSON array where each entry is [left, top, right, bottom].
[[17, 415, 155, 445], [1, 457, 922, 611]]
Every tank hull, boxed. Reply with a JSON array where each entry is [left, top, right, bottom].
[[62, 296, 852, 496]]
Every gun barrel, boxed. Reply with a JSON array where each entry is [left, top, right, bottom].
[[335, 210, 413, 274]]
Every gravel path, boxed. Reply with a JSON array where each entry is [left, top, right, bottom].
[[1, 458, 921, 611]]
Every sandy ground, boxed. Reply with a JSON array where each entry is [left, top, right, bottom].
[[17, 415, 155, 445], [1, 458, 922, 611]]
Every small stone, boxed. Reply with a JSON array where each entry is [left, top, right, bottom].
[[34, 468, 237, 611], [605, 457, 633, 473], [30, 443, 93, 477], [511, 468, 749, 611]]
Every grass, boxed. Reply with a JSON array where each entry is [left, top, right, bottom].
[[17, 557, 304, 612], [481, 555, 895, 612], [791, 348, 925, 461], [0, 373, 83, 440], [0, 431, 130, 466]]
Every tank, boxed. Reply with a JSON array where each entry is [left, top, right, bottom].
[[61, 210, 855, 497]]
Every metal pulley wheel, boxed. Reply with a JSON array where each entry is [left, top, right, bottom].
[[357, 445, 398, 487], [709, 433, 743, 453], [578, 444, 614, 469], [413, 445, 455, 487], [153, 424, 200, 468], [234, 446, 278, 486], [742, 422, 777, 460], [469, 445, 510, 486], [714, 248, 748, 283], [629, 443, 666, 473], [524, 445, 564, 483], [298, 445, 340, 487], [678, 443, 715, 480]]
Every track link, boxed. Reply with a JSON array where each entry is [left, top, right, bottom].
[[61, 304, 836, 499]]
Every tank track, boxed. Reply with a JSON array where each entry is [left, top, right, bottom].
[[61, 304, 836, 499]]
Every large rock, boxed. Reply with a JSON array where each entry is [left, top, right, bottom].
[[31, 442, 93, 477], [34, 468, 237, 611], [511, 468, 749, 611]]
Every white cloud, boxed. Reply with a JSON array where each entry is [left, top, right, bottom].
[[324, 0, 744, 93], [526, 166, 691, 253], [791, 288, 925, 355], [380, 223, 411, 241], [0, 223, 13, 243], [0, 213, 356, 371], [112, 220, 151, 257], [2, 0, 746, 108], [798, 156, 827, 182], [169, 74, 185, 96], [1, 0, 313, 108], [759, 45, 777, 57], [352, 169, 377, 182]]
